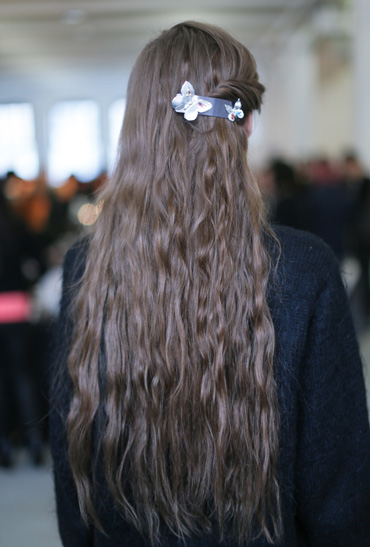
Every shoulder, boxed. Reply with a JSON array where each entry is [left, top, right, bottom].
[[64, 235, 90, 270], [267, 225, 348, 336], [271, 225, 342, 294], [273, 224, 338, 273], [62, 235, 90, 288]]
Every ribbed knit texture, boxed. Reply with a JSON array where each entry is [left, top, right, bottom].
[[49, 225, 370, 546]]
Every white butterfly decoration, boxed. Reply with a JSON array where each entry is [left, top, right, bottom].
[[172, 81, 212, 121], [225, 99, 244, 122]]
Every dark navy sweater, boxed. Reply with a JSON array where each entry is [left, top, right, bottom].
[[50, 226, 370, 546]]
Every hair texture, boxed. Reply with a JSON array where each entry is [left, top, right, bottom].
[[66, 21, 281, 545]]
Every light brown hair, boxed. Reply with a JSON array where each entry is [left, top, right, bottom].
[[66, 21, 281, 545]]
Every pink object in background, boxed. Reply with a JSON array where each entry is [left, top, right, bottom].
[[0, 292, 31, 323]]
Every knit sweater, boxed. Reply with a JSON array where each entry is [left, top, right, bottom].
[[49, 225, 370, 546]]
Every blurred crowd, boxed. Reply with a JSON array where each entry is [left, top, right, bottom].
[[260, 151, 370, 331], [0, 169, 106, 468], [0, 151, 369, 468]]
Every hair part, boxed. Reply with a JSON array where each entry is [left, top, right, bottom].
[[66, 21, 281, 545]]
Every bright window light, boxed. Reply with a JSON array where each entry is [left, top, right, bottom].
[[0, 103, 39, 179], [48, 100, 103, 187], [108, 98, 126, 172]]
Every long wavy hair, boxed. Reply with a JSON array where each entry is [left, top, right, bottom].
[[66, 21, 281, 545]]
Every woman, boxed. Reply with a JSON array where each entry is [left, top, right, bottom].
[[50, 22, 370, 546]]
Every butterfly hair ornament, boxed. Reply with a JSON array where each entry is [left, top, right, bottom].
[[172, 81, 244, 122]]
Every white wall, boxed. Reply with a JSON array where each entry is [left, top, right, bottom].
[[353, 0, 370, 171], [257, 29, 317, 164], [314, 62, 353, 158]]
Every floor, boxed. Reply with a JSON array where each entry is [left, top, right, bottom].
[[1, 332, 370, 547], [0, 450, 61, 547]]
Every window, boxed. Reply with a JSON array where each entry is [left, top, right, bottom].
[[0, 103, 39, 179], [108, 98, 126, 172], [47, 100, 103, 187]]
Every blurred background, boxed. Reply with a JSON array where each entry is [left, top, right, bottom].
[[1, 0, 370, 545]]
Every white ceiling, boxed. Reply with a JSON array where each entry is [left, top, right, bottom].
[[0, 0, 350, 77]]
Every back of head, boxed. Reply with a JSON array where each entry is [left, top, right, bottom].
[[67, 21, 281, 545], [113, 21, 265, 215]]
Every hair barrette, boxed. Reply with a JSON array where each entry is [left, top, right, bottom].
[[172, 81, 244, 122], [225, 99, 244, 122]]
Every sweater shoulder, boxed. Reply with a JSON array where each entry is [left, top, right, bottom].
[[62, 235, 90, 287], [267, 225, 347, 322], [271, 225, 340, 286]]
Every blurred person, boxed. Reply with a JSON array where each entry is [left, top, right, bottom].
[[0, 181, 44, 466], [267, 158, 313, 232], [7, 169, 76, 247], [343, 151, 370, 329], [50, 22, 370, 546], [304, 157, 351, 259]]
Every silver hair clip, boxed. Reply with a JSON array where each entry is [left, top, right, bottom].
[[172, 81, 212, 121], [225, 99, 244, 122], [172, 81, 244, 122]]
